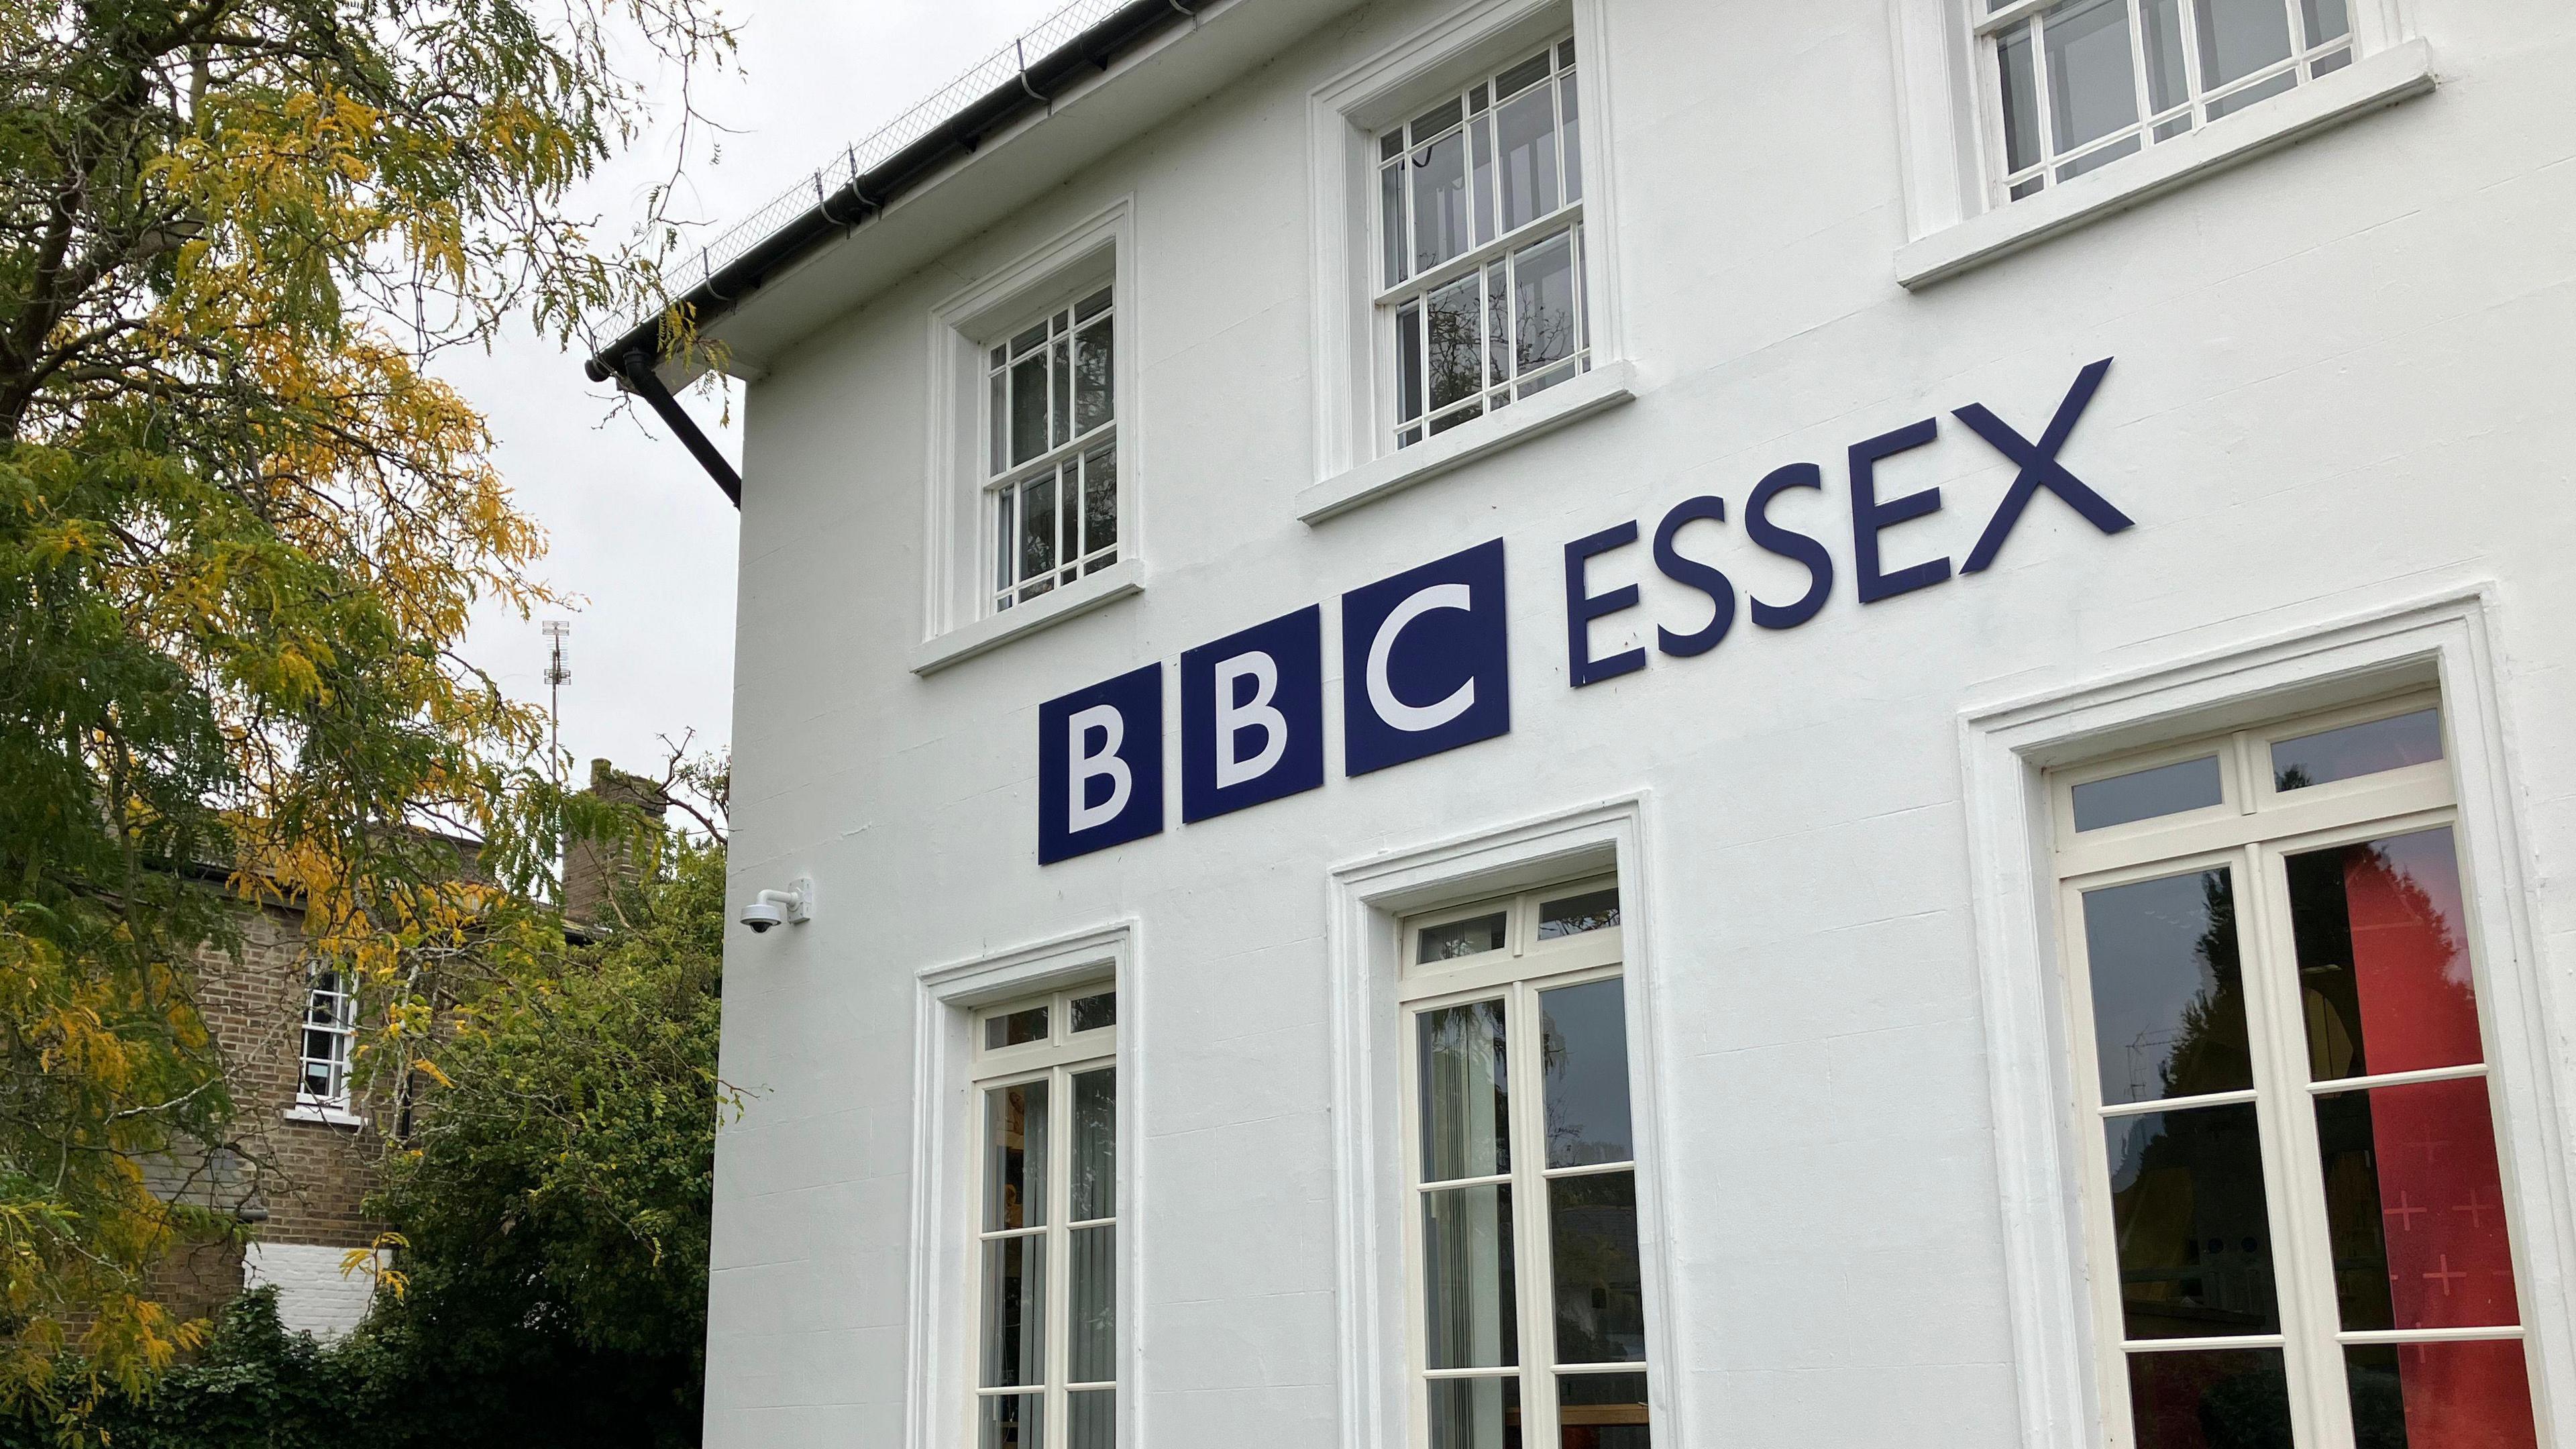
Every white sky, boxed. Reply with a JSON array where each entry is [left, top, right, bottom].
[[449, 0, 1070, 788]]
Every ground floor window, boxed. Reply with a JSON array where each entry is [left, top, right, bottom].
[[1399, 878, 1650, 1447], [972, 983, 1119, 1448], [2050, 694, 2538, 1448]]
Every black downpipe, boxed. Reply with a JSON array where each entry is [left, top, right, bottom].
[[619, 349, 743, 508]]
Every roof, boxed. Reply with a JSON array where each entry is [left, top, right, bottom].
[[588, 0, 1216, 384]]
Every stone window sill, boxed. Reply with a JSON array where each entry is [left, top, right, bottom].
[[283, 1102, 367, 1129], [1896, 40, 2435, 290], [1297, 360, 1638, 525], [911, 558, 1144, 676]]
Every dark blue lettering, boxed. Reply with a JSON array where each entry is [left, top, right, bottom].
[[1849, 418, 1949, 604], [1746, 464, 1834, 630], [1564, 521, 1646, 687], [1957, 357, 2132, 572], [1652, 496, 1735, 657]]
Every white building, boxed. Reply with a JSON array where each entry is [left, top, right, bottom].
[[600, 1, 2576, 1446]]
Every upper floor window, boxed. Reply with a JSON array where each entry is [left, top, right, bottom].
[[1398, 878, 1652, 1447], [1375, 40, 1590, 453], [973, 984, 1119, 1448], [1980, 0, 2355, 199], [299, 969, 357, 1106], [986, 286, 1117, 615], [2049, 694, 2541, 1448]]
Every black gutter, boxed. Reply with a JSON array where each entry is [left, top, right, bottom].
[[588, 0, 1206, 506]]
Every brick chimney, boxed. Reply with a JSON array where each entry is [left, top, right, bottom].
[[563, 758, 669, 931]]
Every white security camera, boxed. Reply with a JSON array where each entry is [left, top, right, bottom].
[[740, 879, 812, 934]]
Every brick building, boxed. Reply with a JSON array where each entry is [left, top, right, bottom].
[[155, 761, 664, 1338]]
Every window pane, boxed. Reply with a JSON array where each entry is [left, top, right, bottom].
[[994, 487, 1016, 597], [2125, 1349, 2289, 1449], [1540, 979, 1633, 1169], [1558, 1372, 1650, 1449], [2143, 0, 2190, 114], [1020, 471, 1059, 584], [2345, 1342, 2537, 1449], [1397, 302, 1425, 425], [1998, 22, 2043, 175], [1410, 97, 1464, 145], [2286, 828, 2481, 1083], [1051, 335, 1071, 449], [1412, 130, 1471, 274], [987, 1006, 1049, 1050], [1382, 161, 1409, 286], [1470, 113, 1497, 246], [1069, 1224, 1117, 1382], [979, 1393, 1043, 1449], [1513, 231, 1577, 374], [1550, 1171, 1645, 1364], [1075, 286, 1111, 323], [1431, 401, 1484, 436], [1067, 1390, 1116, 1449], [2080, 869, 2253, 1106], [2072, 755, 2223, 831], [2310, 44, 2350, 75], [1071, 990, 1117, 1034], [2056, 133, 2140, 180], [1485, 264, 1510, 388], [1010, 352, 1049, 466], [1419, 912, 1507, 963], [2197, 0, 2295, 87], [984, 1081, 1049, 1231], [1495, 51, 1551, 99], [2208, 67, 2298, 119], [1560, 70, 1582, 204], [2271, 708, 2443, 790], [1010, 320, 1049, 355], [1424, 1184, 1519, 1370], [2302, 0, 2351, 45], [1538, 888, 1619, 941], [2317, 1078, 2518, 1332], [1429, 272, 1484, 412], [1081, 444, 1118, 558], [1428, 1376, 1520, 1449], [2043, 0, 2141, 153], [1421, 1000, 1511, 1182], [1071, 1067, 1116, 1222], [979, 1236, 1046, 1387], [988, 370, 1008, 475], [2106, 1104, 2282, 1339], [1075, 320, 1114, 435], [1497, 85, 1562, 232]]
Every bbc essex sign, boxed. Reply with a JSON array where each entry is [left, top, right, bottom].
[[1037, 360, 2131, 864]]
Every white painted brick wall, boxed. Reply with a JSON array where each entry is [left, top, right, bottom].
[[241, 1242, 380, 1341]]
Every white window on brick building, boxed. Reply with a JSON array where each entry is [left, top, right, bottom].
[[299, 969, 357, 1107]]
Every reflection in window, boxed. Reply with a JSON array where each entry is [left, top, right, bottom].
[[2104, 1104, 2281, 1339], [1540, 979, 1632, 1167], [987, 1005, 1049, 1051], [1070, 990, 1118, 1034], [2071, 755, 2222, 832], [1538, 888, 1620, 940], [2271, 708, 2443, 791], [1980, 0, 2353, 200], [1378, 42, 1589, 450], [988, 288, 1116, 613], [1420, 912, 1509, 963], [2080, 870, 2252, 1105], [2285, 828, 2479, 1081]]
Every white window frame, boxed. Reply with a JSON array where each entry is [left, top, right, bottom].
[[919, 199, 1142, 676], [1395, 877, 1648, 1447], [1370, 38, 1592, 453], [1326, 797, 1677, 1449], [1957, 587, 2574, 1449], [1302, 0, 1633, 525], [967, 983, 1121, 1449], [297, 967, 357, 1108], [981, 284, 1121, 616], [1888, 0, 2432, 288], [909, 923, 1140, 1449], [2049, 690, 2542, 1446]]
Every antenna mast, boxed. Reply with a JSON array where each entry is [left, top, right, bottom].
[[543, 621, 572, 786]]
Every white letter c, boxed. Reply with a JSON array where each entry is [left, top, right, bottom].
[[1366, 583, 1476, 734]]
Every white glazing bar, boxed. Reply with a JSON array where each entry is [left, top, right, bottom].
[[2304, 1062, 2490, 1095], [2096, 1086, 2261, 1118]]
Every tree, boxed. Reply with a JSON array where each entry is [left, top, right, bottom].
[[358, 824, 730, 1446], [0, 0, 730, 1411]]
